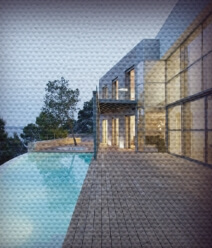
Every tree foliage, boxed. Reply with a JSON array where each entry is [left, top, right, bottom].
[[0, 118, 26, 165], [76, 98, 93, 133], [43, 77, 79, 127], [21, 77, 79, 144], [21, 123, 40, 145]]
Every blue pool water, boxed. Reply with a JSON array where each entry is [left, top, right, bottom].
[[0, 152, 93, 248]]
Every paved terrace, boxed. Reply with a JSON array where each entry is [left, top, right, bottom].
[[63, 150, 212, 248]]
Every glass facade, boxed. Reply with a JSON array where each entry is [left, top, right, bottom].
[[208, 131, 212, 164], [168, 105, 181, 130], [167, 76, 180, 104], [112, 80, 119, 100], [98, 12, 212, 165], [203, 14, 212, 56], [203, 52, 212, 90], [182, 26, 202, 67], [169, 131, 181, 155], [125, 69, 135, 100], [167, 13, 212, 165], [141, 61, 166, 152], [182, 60, 202, 97], [183, 99, 205, 130], [167, 49, 180, 81]]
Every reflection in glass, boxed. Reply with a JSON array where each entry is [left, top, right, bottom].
[[184, 131, 205, 162], [182, 27, 202, 67], [183, 98, 205, 130], [145, 112, 166, 152], [203, 14, 212, 56], [208, 95, 212, 129], [112, 80, 119, 99], [144, 61, 165, 83], [208, 131, 212, 165], [167, 49, 180, 81], [126, 69, 135, 100], [203, 52, 212, 90], [169, 131, 181, 155], [144, 83, 165, 108], [137, 108, 144, 151], [182, 60, 202, 97], [167, 75, 180, 104], [168, 105, 181, 130]]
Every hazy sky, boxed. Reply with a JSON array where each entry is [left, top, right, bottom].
[[0, 0, 177, 127]]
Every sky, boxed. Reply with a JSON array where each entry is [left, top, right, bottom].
[[0, 0, 177, 128]]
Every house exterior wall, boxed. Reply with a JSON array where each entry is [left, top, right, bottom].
[[156, 0, 212, 58], [99, 40, 160, 100], [165, 10, 212, 165], [96, 0, 212, 165]]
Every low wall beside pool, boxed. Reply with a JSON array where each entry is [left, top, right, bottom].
[[28, 137, 81, 152]]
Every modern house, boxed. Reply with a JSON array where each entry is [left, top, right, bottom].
[[93, 0, 212, 166]]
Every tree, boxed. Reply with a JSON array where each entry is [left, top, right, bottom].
[[42, 77, 79, 145], [76, 98, 93, 133], [0, 118, 11, 164], [0, 118, 7, 141], [21, 123, 40, 145], [7, 133, 27, 157]]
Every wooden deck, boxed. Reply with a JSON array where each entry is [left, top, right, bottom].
[[63, 151, 212, 248]]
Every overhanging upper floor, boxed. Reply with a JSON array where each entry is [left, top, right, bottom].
[[99, 99, 137, 114]]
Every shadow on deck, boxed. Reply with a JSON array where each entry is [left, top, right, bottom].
[[63, 150, 212, 248]]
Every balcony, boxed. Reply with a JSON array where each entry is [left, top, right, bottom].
[[99, 89, 137, 114]]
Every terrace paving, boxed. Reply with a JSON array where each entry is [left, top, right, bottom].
[[63, 150, 212, 248]]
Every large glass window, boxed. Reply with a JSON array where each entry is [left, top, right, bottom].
[[203, 52, 212, 90], [144, 83, 165, 108], [166, 13, 212, 165], [167, 75, 180, 104], [125, 69, 135, 100], [112, 80, 118, 100], [145, 112, 165, 134], [167, 49, 180, 81], [184, 131, 205, 162], [102, 119, 108, 144], [125, 115, 135, 149], [182, 60, 202, 97], [207, 95, 212, 165], [183, 98, 205, 130], [208, 95, 212, 129], [112, 118, 119, 146], [169, 131, 181, 155], [145, 111, 166, 152], [181, 27, 202, 67], [168, 105, 181, 130], [203, 14, 212, 56], [102, 86, 108, 99], [144, 61, 165, 83], [208, 131, 212, 165], [137, 108, 144, 151]]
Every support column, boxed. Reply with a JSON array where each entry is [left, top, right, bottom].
[[93, 91, 98, 160]]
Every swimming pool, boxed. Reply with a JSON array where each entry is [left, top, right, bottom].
[[0, 152, 93, 248]]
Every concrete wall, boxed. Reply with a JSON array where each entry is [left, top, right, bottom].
[[29, 137, 81, 151], [156, 0, 211, 58]]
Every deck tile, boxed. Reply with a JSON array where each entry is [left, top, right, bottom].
[[63, 151, 212, 248]]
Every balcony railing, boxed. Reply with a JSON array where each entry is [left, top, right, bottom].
[[100, 88, 135, 101]]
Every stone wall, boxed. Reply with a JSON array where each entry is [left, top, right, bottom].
[[28, 137, 81, 152]]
